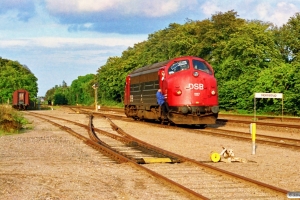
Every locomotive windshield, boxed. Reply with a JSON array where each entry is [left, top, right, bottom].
[[192, 60, 212, 74], [168, 60, 189, 74]]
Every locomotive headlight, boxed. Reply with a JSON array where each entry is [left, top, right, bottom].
[[211, 90, 216, 95], [175, 89, 182, 96], [193, 71, 199, 77]]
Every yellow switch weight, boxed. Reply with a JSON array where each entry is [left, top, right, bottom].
[[210, 152, 221, 162]]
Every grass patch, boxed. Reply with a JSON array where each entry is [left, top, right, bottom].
[[39, 105, 55, 110], [98, 99, 123, 108], [0, 104, 30, 136]]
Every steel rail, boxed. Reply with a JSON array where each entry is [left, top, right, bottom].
[[218, 118, 300, 129], [93, 111, 300, 150], [26, 112, 131, 163], [32, 109, 290, 198], [25, 112, 209, 200], [203, 127, 300, 150], [91, 112, 289, 197]]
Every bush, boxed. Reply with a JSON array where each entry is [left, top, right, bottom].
[[0, 105, 29, 135]]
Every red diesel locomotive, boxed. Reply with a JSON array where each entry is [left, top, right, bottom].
[[124, 56, 219, 125], [12, 89, 30, 110]]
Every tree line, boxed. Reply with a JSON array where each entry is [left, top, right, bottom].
[[2, 10, 300, 116], [45, 75, 96, 106]]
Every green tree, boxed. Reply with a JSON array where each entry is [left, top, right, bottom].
[[0, 58, 38, 104], [275, 13, 300, 62], [68, 74, 95, 105], [53, 92, 68, 105], [214, 20, 282, 112], [45, 81, 70, 105], [190, 10, 245, 63], [253, 62, 300, 115]]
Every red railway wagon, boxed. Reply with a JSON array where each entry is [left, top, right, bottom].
[[12, 89, 30, 110], [124, 56, 219, 125]]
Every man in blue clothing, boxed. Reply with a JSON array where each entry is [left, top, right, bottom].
[[156, 89, 169, 117]]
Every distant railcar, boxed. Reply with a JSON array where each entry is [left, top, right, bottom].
[[12, 89, 30, 110], [124, 56, 219, 126]]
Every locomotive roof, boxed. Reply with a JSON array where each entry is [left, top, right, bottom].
[[129, 59, 170, 77], [128, 56, 209, 77]]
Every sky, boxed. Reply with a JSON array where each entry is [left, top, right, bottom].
[[0, 0, 299, 96]]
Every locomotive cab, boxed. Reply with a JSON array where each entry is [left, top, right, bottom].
[[159, 57, 219, 124]]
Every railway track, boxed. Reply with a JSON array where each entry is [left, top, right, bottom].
[[217, 118, 300, 130], [26, 110, 288, 199], [69, 105, 300, 129], [73, 105, 300, 124], [74, 108, 300, 151], [219, 113, 300, 123], [203, 127, 300, 150]]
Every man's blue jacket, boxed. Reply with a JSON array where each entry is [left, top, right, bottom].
[[156, 91, 165, 106]]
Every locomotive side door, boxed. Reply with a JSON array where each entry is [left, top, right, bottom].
[[124, 76, 131, 105], [158, 67, 169, 105], [18, 92, 24, 104]]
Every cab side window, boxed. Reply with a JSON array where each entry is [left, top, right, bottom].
[[192, 60, 212, 74]]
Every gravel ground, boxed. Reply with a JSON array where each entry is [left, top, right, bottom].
[[111, 119, 300, 192], [0, 107, 299, 200]]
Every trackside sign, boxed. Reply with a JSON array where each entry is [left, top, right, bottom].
[[253, 92, 284, 121], [255, 93, 283, 99]]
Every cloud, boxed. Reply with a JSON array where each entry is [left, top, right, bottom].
[[43, 0, 200, 34], [45, 0, 195, 17], [268, 2, 299, 25], [0, 35, 146, 49], [199, 0, 300, 26], [200, 0, 223, 16], [253, 1, 299, 26], [0, 0, 35, 21]]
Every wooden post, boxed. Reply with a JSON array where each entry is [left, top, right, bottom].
[[92, 84, 98, 112]]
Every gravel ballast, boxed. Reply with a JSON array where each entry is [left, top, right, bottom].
[[0, 108, 299, 199]]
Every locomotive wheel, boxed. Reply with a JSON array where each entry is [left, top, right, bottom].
[[199, 124, 206, 129]]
